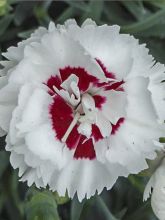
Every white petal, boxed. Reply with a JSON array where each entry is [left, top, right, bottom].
[[126, 43, 154, 79], [48, 21, 56, 32], [10, 151, 28, 176], [40, 31, 106, 81], [96, 113, 112, 138], [9, 83, 36, 144], [63, 21, 155, 80], [81, 18, 97, 28], [0, 127, 6, 137], [2, 27, 48, 62], [63, 22, 136, 79], [50, 159, 128, 202], [0, 76, 7, 88], [147, 160, 165, 220], [143, 175, 155, 201], [94, 138, 108, 163], [0, 83, 18, 103], [25, 123, 71, 169], [106, 118, 163, 173], [98, 90, 126, 124], [16, 87, 51, 133], [78, 122, 92, 138], [39, 162, 55, 186], [20, 168, 45, 188], [149, 63, 165, 122], [124, 77, 158, 123], [0, 61, 16, 76], [9, 32, 106, 85], [0, 104, 15, 132]]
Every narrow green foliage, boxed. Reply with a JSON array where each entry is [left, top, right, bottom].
[[121, 8, 165, 34], [0, 151, 9, 178], [71, 197, 85, 220], [0, 14, 13, 37], [95, 196, 119, 220], [80, 0, 103, 24], [121, 1, 151, 21]]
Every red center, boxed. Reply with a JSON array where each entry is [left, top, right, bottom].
[[47, 61, 125, 160]]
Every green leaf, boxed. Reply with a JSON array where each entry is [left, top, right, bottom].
[[95, 196, 119, 220], [135, 23, 165, 38], [0, 188, 7, 214], [42, 0, 53, 11], [115, 207, 127, 219], [148, 0, 165, 9], [9, 171, 23, 216], [14, 2, 37, 26], [141, 151, 165, 177], [128, 175, 144, 193], [64, 1, 89, 12], [121, 1, 151, 21], [25, 190, 60, 220], [0, 151, 9, 178], [8, 0, 21, 4], [104, 1, 137, 25], [0, 14, 13, 37], [125, 201, 151, 220], [140, 37, 165, 63], [56, 7, 75, 23], [71, 197, 85, 220], [80, 0, 104, 24], [34, 4, 51, 26], [121, 8, 165, 34], [0, 27, 19, 42]]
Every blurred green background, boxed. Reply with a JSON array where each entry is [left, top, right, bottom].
[[1, 0, 165, 219]]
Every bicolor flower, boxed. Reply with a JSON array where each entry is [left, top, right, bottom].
[[144, 157, 165, 220], [0, 19, 165, 201]]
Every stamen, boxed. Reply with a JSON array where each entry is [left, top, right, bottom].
[[53, 85, 61, 96], [61, 112, 80, 143]]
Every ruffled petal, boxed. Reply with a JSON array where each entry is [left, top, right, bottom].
[[97, 90, 126, 124], [124, 77, 158, 123], [106, 119, 163, 173], [50, 159, 128, 201]]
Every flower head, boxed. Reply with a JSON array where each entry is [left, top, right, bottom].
[[0, 19, 165, 201]]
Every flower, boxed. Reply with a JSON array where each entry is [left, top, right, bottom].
[[0, 19, 165, 201], [143, 157, 165, 220]]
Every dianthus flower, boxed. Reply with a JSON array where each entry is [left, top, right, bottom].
[[0, 19, 164, 201]]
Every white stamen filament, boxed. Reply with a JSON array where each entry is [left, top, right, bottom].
[[61, 112, 80, 143], [53, 85, 61, 96]]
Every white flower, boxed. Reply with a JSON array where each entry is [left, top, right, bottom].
[[0, 19, 165, 201], [143, 157, 165, 220]]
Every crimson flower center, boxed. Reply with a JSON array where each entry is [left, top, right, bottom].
[[47, 65, 125, 160]]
